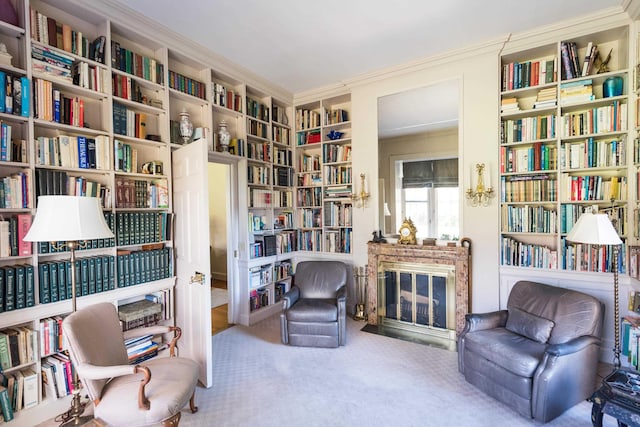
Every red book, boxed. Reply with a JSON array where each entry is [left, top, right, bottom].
[[16, 213, 31, 256]]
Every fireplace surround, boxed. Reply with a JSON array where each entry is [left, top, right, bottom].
[[367, 242, 470, 345]]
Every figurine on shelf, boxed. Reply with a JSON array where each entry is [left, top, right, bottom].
[[370, 230, 387, 243]]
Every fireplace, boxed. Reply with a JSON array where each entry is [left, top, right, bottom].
[[367, 242, 470, 347]]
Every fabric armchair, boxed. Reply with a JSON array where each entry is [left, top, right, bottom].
[[280, 260, 348, 347], [457, 280, 603, 423], [62, 302, 199, 426]]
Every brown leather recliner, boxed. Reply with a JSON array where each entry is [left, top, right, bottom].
[[280, 261, 348, 348], [458, 280, 603, 422]]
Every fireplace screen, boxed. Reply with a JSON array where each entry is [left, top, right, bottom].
[[378, 261, 456, 338]]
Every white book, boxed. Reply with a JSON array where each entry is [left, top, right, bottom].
[[21, 369, 37, 409], [58, 135, 71, 168], [40, 361, 57, 400]]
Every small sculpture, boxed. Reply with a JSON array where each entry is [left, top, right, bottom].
[[370, 230, 387, 243]]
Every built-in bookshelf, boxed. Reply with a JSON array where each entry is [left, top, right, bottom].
[[499, 26, 631, 275], [295, 93, 352, 254]]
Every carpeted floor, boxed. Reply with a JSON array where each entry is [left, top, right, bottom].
[[211, 287, 229, 308], [175, 315, 616, 427]]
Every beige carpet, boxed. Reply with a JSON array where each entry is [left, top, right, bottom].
[[211, 287, 228, 308], [38, 315, 616, 427]]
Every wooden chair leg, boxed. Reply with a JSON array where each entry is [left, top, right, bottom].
[[189, 392, 198, 413], [161, 412, 181, 427]]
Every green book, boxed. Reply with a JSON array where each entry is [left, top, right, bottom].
[[38, 263, 50, 304], [49, 262, 58, 302], [57, 261, 66, 301], [14, 265, 24, 309], [0, 334, 10, 371], [95, 257, 103, 293], [4, 267, 14, 312], [88, 257, 96, 294], [24, 264, 35, 307], [0, 385, 13, 421]]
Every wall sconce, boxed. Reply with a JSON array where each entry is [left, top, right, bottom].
[[466, 163, 494, 207], [352, 173, 370, 209]]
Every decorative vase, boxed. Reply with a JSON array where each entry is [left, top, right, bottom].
[[603, 76, 623, 98], [178, 109, 193, 144], [218, 121, 231, 152]]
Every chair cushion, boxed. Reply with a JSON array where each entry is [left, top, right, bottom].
[[94, 357, 198, 427], [464, 328, 547, 377], [286, 299, 338, 322], [506, 307, 555, 343]]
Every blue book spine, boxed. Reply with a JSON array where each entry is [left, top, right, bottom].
[[20, 76, 29, 117], [77, 136, 88, 169], [0, 71, 6, 113], [0, 122, 7, 162], [53, 89, 60, 123]]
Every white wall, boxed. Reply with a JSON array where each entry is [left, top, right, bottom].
[[208, 163, 228, 280], [349, 47, 502, 313]]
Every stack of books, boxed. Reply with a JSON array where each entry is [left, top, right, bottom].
[[560, 80, 594, 105], [124, 334, 159, 364], [500, 97, 520, 113], [533, 88, 557, 109], [118, 299, 162, 331]]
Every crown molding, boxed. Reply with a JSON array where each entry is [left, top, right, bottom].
[[69, 0, 293, 102], [294, 83, 350, 105], [623, 0, 640, 19]]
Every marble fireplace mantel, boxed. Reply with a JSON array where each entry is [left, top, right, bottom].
[[366, 242, 470, 335]]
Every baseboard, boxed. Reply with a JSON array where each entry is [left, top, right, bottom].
[[211, 272, 227, 281]]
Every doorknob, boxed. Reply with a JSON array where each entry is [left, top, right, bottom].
[[190, 272, 205, 284]]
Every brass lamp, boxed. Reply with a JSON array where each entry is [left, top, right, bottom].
[[566, 205, 622, 368], [24, 196, 114, 427]]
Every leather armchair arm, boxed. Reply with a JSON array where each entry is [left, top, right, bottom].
[[77, 363, 152, 410], [336, 285, 347, 303], [282, 286, 299, 309], [545, 335, 601, 357], [123, 325, 182, 357], [463, 310, 508, 333]]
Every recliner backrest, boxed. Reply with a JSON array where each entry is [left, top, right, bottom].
[[295, 261, 348, 299], [507, 280, 603, 345], [62, 302, 129, 401]]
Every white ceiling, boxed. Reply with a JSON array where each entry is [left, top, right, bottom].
[[113, 0, 623, 136]]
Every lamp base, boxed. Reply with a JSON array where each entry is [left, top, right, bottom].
[[58, 391, 93, 427], [60, 414, 93, 427]]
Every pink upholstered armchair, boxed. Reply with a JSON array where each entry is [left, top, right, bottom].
[[62, 302, 199, 426]]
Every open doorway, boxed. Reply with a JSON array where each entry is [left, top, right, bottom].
[[208, 162, 233, 335]]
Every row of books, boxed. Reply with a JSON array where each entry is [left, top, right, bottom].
[[35, 134, 111, 170], [296, 108, 321, 130], [560, 173, 626, 202], [249, 188, 272, 208], [500, 114, 556, 144], [118, 299, 163, 331], [29, 7, 106, 63], [272, 104, 288, 125], [499, 142, 557, 173], [274, 261, 293, 281], [0, 264, 35, 313], [559, 79, 594, 105], [114, 138, 139, 173], [0, 121, 26, 163], [249, 287, 269, 312], [271, 189, 293, 208], [0, 169, 29, 209], [274, 282, 288, 303], [247, 119, 268, 139], [0, 367, 38, 421], [35, 169, 111, 208], [501, 58, 557, 92], [111, 41, 164, 85], [561, 101, 627, 137], [323, 165, 352, 185], [297, 187, 321, 207], [325, 228, 352, 253], [560, 137, 626, 170], [560, 41, 598, 80], [124, 333, 159, 364], [560, 237, 625, 273], [325, 108, 349, 125], [297, 130, 321, 145], [247, 165, 269, 186], [0, 326, 36, 371], [211, 82, 242, 113], [246, 97, 269, 122], [114, 177, 168, 209], [0, 214, 32, 257], [275, 231, 296, 254], [116, 247, 172, 288], [324, 201, 353, 227], [38, 257, 116, 304], [500, 236, 557, 269], [273, 146, 293, 166], [500, 174, 557, 203], [39, 317, 64, 357], [296, 229, 322, 252], [297, 208, 321, 228], [560, 204, 625, 236], [298, 153, 320, 172], [247, 141, 271, 162], [37, 212, 115, 254], [113, 102, 147, 139], [274, 212, 294, 229], [33, 78, 85, 127], [31, 44, 73, 83], [112, 74, 144, 102], [249, 264, 273, 289], [500, 204, 556, 234], [115, 212, 174, 246], [168, 70, 206, 100], [0, 72, 29, 117], [274, 165, 294, 187], [323, 144, 352, 163], [41, 352, 75, 401], [272, 126, 290, 145]]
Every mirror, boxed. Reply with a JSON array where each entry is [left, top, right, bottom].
[[378, 80, 460, 240]]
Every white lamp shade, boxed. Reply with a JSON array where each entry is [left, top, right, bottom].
[[24, 196, 114, 242], [566, 212, 622, 246]]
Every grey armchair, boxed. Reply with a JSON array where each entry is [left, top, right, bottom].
[[280, 260, 348, 347], [458, 280, 603, 423], [62, 302, 199, 426]]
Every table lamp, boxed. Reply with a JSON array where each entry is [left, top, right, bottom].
[[566, 205, 622, 368], [24, 196, 114, 427]]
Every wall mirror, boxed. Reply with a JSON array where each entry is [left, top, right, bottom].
[[377, 80, 460, 240]]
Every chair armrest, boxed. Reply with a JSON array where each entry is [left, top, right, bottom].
[[336, 285, 347, 303], [545, 335, 601, 357], [282, 286, 299, 309], [77, 363, 152, 410], [123, 325, 183, 357], [463, 310, 508, 333]]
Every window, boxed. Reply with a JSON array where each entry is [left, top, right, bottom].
[[398, 158, 459, 240]]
